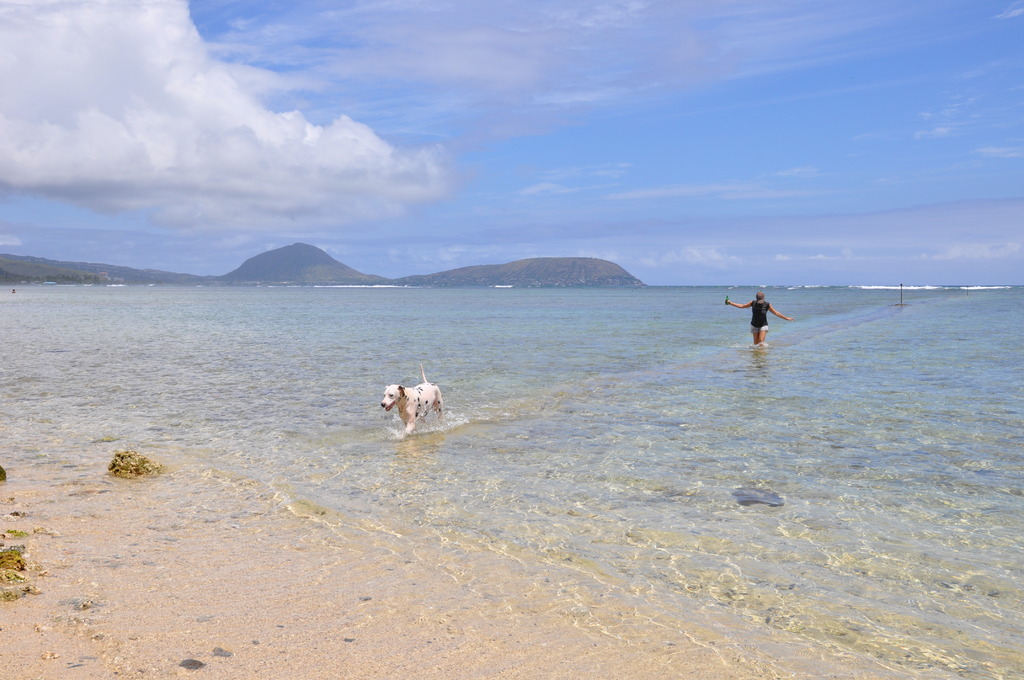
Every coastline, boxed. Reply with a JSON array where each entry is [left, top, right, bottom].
[[1, 450, 891, 679]]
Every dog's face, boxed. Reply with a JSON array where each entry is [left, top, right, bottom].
[[380, 385, 405, 411]]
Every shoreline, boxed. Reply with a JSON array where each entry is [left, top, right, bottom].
[[1, 452, 896, 679]]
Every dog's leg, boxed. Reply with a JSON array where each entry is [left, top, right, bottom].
[[395, 387, 417, 433], [403, 401, 417, 433]]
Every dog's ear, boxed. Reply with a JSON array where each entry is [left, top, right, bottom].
[[398, 385, 406, 396]]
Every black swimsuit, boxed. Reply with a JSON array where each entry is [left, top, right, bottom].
[[751, 300, 770, 327]]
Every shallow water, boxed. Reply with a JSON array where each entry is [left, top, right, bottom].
[[3, 284, 1022, 678]]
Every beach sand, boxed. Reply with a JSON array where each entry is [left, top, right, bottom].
[[2, 451, 885, 679]]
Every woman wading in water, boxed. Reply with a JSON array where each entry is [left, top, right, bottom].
[[726, 290, 794, 346]]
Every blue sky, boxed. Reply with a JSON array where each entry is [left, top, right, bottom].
[[1, 0, 1021, 285]]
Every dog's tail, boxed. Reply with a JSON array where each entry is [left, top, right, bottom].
[[420, 363, 428, 384]]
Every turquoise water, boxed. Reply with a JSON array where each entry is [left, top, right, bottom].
[[3, 285, 1022, 677]]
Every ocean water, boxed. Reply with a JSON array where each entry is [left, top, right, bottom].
[[3, 284, 1022, 678]]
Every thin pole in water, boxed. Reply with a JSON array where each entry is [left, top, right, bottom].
[[895, 283, 908, 306]]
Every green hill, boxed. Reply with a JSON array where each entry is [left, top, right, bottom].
[[218, 243, 388, 284], [392, 257, 644, 287], [0, 256, 104, 284], [0, 254, 206, 284], [1, 245, 645, 287]]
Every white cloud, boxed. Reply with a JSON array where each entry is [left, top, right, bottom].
[[518, 164, 632, 197], [519, 183, 578, 196], [0, 0, 451, 232], [974, 146, 1024, 158], [538, 163, 633, 181], [996, 2, 1024, 19], [198, 1, 941, 135], [925, 242, 1021, 260], [775, 248, 855, 262], [0, 234, 23, 247], [608, 183, 811, 200], [914, 126, 953, 139], [641, 247, 741, 269], [774, 166, 820, 178]]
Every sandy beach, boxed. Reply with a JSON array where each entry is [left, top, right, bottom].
[[0, 449, 888, 680]]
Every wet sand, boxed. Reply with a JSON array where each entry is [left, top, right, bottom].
[[2, 452, 888, 679]]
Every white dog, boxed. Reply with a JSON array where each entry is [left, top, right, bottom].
[[380, 365, 444, 434]]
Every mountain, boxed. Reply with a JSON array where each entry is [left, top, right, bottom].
[[0, 254, 204, 284], [218, 243, 388, 284], [0, 255, 103, 284], [1, 244, 645, 287], [392, 257, 644, 287]]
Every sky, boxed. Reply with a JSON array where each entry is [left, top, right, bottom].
[[0, 0, 1022, 285]]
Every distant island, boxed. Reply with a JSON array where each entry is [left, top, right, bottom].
[[1, 243, 645, 287], [390, 257, 641, 287], [219, 243, 389, 285]]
